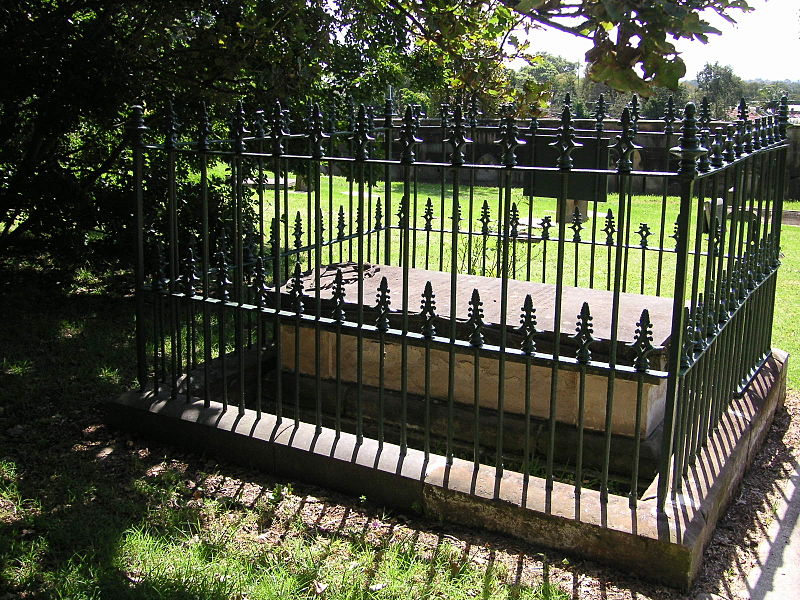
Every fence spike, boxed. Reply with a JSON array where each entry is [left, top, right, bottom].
[[510, 202, 520, 239], [332, 268, 346, 322], [447, 104, 472, 166], [351, 104, 374, 161], [270, 100, 286, 156], [520, 294, 537, 355], [778, 95, 789, 139], [479, 199, 492, 235], [570, 206, 583, 242], [663, 96, 676, 135], [637, 223, 651, 248], [574, 302, 594, 364], [231, 100, 248, 153], [611, 107, 639, 173], [383, 97, 394, 129], [698, 127, 712, 172], [293, 211, 303, 250], [680, 306, 693, 368], [327, 206, 342, 242], [127, 103, 148, 147], [215, 247, 231, 302], [723, 124, 737, 163], [308, 103, 327, 159], [630, 309, 654, 372], [467, 288, 485, 347], [468, 95, 480, 128], [375, 276, 391, 332], [629, 94, 640, 134], [744, 120, 754, 154], [594, 94, 606, 132], [698, 96, 711, 132], [752, 118, 762, 151], [670, 103, 707, 177], [710, 127, 724, 168], [253, 257, 268, 309], [423, 197, 434, 231], [551, 104, 581, 170], [289, 262, 304, 315], [399, 105, 422, 165], [603, 209, 615, 246], [496, 104, 525, 167], [420, 281, 437, 339], [541, 215, 552, 240], [182, 246, 200, 296], [374, 198, 383, 230]]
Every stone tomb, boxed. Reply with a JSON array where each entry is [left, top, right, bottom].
[[279, 263, 673, 441]]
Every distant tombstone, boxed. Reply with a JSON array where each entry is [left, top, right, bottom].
[[521, 135, 610, 204]]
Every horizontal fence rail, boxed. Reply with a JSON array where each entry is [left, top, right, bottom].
[[129, 94, 789, 515]]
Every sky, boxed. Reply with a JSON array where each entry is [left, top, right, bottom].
[[523, 0, 800, 82]]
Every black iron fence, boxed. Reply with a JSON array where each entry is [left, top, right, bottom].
[[129, 94, 789, 514]]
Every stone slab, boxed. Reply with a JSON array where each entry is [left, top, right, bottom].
[[106, 349, 788, 590]]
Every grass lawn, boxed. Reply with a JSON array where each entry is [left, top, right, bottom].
[[0, 190, 797, 597]]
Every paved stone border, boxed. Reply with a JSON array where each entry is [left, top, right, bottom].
[[106, 350, 787, 589]]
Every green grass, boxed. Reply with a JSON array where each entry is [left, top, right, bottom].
[[0, 259, 566, 600], [0, 176, 797, 598]]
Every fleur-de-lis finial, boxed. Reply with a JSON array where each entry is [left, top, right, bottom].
[[293, 211, 303, 250], [541, 215, 552, 240], [332, 268, 346, 322], [215, 247, 231, 302], [420, 281, 437, 339], [637, 222, 652, 248], [496, 104, 525, 167], [479, 199, 492, 235], [594, 94, 606, 132], [551, 104, 582, 170], [289, 262, 304, 315], [520, 294, 537, 355], [182, 246, 200, 296], [447, 104, 472, 166], [308, 103, 328, 159], [231, 100, 248, 153], [253, 257, 268, 309], [468, 96, 479, 128], [610, 107, 640, 173], [663, 96, 676, 135], [629, 94, 640, 134], [337, 205, 346, 240], [351, 104, 374, 161], [569, 206, 583, 242], [510, 202, 520, 239], [423, 197, 434, 231], [630, 309, 654, 372], [270, 100, 287, 156], [603, 209, 615, 246], [467, 289, 485, 347], [375, 276, 391, 332], [574, 302, 594, 364], [399, 105, 422, 165]]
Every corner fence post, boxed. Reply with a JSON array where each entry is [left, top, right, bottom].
[[658, 103, 706, 510], [128, 104, 148, 392]]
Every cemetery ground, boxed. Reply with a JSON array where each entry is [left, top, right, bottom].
[[0, 198, 798, 600]]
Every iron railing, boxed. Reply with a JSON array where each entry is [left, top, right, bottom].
[[129, 94, 789, 513]]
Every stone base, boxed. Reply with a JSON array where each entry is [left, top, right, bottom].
[[107, 350, 788, 589]]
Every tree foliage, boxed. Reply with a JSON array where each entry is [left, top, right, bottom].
[[696, 62, 745, 118]]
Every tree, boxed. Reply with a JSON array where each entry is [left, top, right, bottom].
[[0, 0, 760, 265], [696, 62, 745, 118]]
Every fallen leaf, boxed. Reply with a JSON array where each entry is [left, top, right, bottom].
[[313, 580, 328, 594]]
